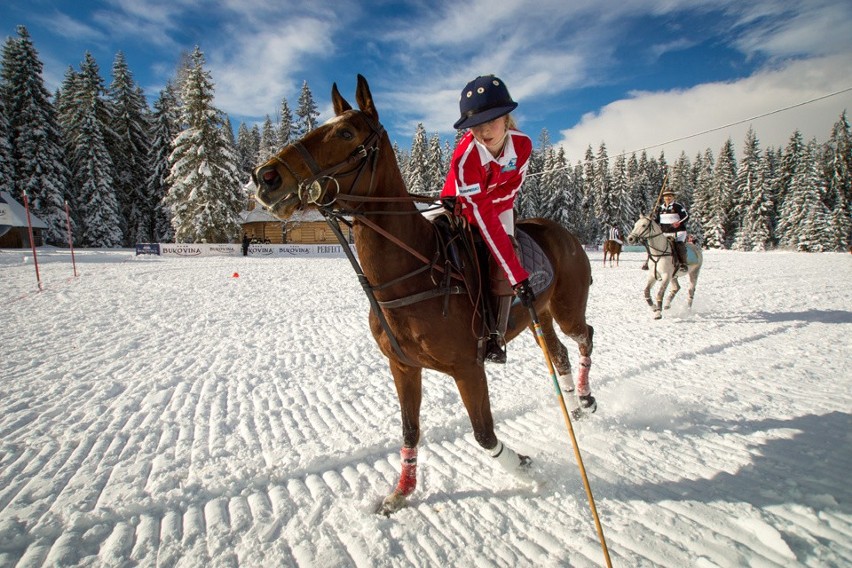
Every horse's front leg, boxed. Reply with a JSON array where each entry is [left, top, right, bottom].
[[378, 361, 422, 515], [454, 365, 531, 478], [644, 274, 655, 307], [665, 277, 681, 309], [654, 274, 670, 319]]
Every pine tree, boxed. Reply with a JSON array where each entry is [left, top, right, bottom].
[[733, 128, 765, 250], [823, 111, 852, 250], [407, 123, 429, 194], [75, 98, 123, 247], [0, 91, 14, 196], [580, 145, 598, 242], [295, 81, 319, 138], [690, 148, 714, 247], [611, 152, 633, 233], [257, 115, 278, 163], [543, 146, 571, 225], [109, 51, 152, 244], [594, 142, 616, 239], [278, 97, 293, 147], [58, 52, 124, 247], [165, 47, 244, 243], [775, 130, 806, 246], [670, 152, 693, 207], [236, 122, 257, 179], [147, 82, 180, 242], [705, 139, 737, 248], [779, 138, 832, 251], [0, 26, 70, 244], [426, 133, 444, 196]]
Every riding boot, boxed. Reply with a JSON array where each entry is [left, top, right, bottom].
[[675, 241, 688, 272], [485, 244, 516, 364], [485, 295, 511, 364]]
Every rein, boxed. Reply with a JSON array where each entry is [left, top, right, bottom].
[[279, 112, 471, 366], [631, 217, 675, 279]]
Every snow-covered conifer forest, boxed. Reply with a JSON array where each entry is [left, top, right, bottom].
[[2, 25, 850, 251]]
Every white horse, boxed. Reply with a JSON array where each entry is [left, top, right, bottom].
[[626, 215, 703, 319]]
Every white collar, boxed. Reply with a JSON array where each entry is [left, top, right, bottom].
[[473, 130, 518, 166]]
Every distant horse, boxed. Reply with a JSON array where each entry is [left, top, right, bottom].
[[602, 240, 622, 267], [626, 215, 703, 319], [252, 75, 595, 515]]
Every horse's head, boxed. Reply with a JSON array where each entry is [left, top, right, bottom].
[[252, 74, 385, 219], [626, 215, 654, 245]]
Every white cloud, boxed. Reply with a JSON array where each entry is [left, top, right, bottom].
[[554, 54, 852, 162], [206, 20, 336, 118]]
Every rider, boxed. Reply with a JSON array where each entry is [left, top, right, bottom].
[[655, 189, 689, 272], [441, 75, 535, 364], [608, 225, 622, 245]]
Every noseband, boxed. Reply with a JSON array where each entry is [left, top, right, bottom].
[[270, 112, 384, 208]]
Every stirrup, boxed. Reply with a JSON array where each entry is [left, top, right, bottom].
[[484, 335, 506, 364]]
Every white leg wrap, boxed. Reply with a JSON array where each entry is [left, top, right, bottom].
[[490, 441, 531, 477]]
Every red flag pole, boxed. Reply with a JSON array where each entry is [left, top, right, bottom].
[[64, 200, 78, 277], [22, 192, 43, 291]]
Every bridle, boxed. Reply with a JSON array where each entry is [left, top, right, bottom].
[[258, 111, 469, 367], [266, 111, 385, 209], [630, 215, 675, 278]]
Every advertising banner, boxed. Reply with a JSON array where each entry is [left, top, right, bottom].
[[148, 243, 352, 258], [135, 243, 160, 255]]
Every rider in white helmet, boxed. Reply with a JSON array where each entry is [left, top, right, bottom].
[[655, 190, 689, 272]]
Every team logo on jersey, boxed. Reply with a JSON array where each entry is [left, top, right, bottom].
[[457, 183, 481, 196], [501, 158, 517, 173]]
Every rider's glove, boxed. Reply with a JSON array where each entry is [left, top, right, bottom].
[[441, 196, 460, 215], [514, 279, 535, 308]]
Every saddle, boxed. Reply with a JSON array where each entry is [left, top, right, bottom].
[[432, 214, 554, 324]]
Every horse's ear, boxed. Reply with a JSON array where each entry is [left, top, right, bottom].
[[355, 74, 379, 123], [331, 83, 352, 116]]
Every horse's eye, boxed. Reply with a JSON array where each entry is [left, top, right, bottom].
[[340, 130, 354, 140]]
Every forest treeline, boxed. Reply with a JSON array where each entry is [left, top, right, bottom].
[[2, 26, 850, 251]]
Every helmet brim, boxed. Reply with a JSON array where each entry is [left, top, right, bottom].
[[453, 102, 518, 130]]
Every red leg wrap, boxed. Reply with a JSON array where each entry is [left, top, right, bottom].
[[576, 356, 591, 396], [395, 446, 418, 496]]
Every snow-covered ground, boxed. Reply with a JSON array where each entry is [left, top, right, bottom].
[[1, 246, 850, 567]]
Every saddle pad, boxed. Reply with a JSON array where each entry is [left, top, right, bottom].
[[516, 229, 553, 296], [686, 245, 700, 264]]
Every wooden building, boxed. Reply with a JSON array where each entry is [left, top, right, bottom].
[[240, 195, 351, 244], [0, 191, 47, 248]]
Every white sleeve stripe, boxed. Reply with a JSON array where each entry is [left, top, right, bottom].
[[468, 200, 517, 285]]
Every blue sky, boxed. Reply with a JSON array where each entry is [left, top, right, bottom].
[[2, 0, 852, 162]]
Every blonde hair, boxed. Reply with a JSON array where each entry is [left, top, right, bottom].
[[506, 114, 518, 130]]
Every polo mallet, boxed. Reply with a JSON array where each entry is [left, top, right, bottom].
[[651, 170, 670, 215], [524, 300, 613, 568]]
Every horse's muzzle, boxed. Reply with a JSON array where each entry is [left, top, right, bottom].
[[252, 165, 301, 218]]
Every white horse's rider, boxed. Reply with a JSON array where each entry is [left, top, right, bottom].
[[655, 190, 689, 272], [608, 226, 622, 245]]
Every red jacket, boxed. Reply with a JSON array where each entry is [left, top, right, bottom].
[[441, 130, 531, 286]]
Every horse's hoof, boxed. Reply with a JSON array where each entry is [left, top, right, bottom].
[[376, 491, 407, 516], [653, 312, 662, 320], [579, 394, 597, 413]]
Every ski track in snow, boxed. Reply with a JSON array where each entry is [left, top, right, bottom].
[[1, 248, 850, 567]]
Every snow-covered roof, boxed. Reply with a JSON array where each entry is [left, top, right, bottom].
[[240, 207, 282, 223], [0, 191, 48, 229], [239, 206, 327, 224]]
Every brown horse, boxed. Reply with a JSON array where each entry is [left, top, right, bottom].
[[602, 239, 622, 267], [252, 75, 595, 514]]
